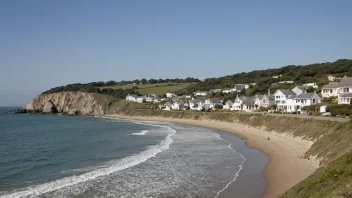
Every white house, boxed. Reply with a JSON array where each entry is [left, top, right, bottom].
[[194, 91, 208, 96], [223, 100, 233, 110], [136, 96, 146, 103], [232, 95, 244, 110], [322, 82, 339, 98], [272, 75, 282, 79], [293, 93, 321, 112], [337, 77, 352, 104], [166, 93, 175, 98], [274, 89, 296, 112], [328, 75, 336, 82], [303, 82, 318, 89], [164, 102, 172, 110], [126, 94, 137, 101], [279, 81, 295, 84], [222, 89, 232, 94], [172, 101, 184, 110], [145, 95, 155, 102]]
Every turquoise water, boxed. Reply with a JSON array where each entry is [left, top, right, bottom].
[[0, 107, 247, 198]]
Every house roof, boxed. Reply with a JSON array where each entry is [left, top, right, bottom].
[[338, 77, 352, 87], [295, 93, 320, 99], [234, 84, 245, 90], [243, 99, 255, 106], [212, 98, 222, 104], [322, 82, 339, 89], [340, 93, 352, 97], [278, 89, 296, 96]]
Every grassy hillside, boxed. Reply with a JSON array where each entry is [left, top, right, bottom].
[[187, 59, 352, 95], [281, 152, 352, 198], [102, 82, 195, 95]]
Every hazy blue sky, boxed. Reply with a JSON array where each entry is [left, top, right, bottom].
[[1, 0, 352, 106]]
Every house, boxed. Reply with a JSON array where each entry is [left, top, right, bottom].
[[208, 89, 222, 94], [136, 96, 146, 103], [126, 94, 137, 101], [223, 100, 233, 110], [166, 93, 175, 98], [242, 97, 255, 112], [293, 93, 321, 112], [322, 82, 339, 98], [231, 84, 247, 92], [274, 89, 296, 112], [194, 91, 208, 96], [328, 75, 336, 82], [303, 82, 318, 89], [254, 94, 275, 108], [222, 89, 232, 94], [292, 86, 306, 95], [145, 95, 155, 102], [189, 98, 205, 110], [337, 77, 352, 104], [232, 95, 244, 110], [205, 98, 222, 108], [272, 75, 282, 79], [164, 102, 172, 110], [172, 101, 184, 110], [279, 81, 295, 84]]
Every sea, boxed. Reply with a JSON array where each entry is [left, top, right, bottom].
[[0, 106, 266, 198]]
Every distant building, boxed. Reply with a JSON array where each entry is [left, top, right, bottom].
[[194, 91, 208, 96], [303, 82, 318, 89], [279, 81, 294, 84], [166, 93, 175, 98]]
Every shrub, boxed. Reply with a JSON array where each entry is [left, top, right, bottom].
[[302, 105, 320, 112], [326, 104, 352, 116], [214, 104, 223, 109], [258, 106, 267, 112]]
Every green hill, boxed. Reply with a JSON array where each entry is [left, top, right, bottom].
[[101, 82, 195, 95], [187, 59, 352, 95]]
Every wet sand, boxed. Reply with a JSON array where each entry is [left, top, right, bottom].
[[107, 115, 317, 198]]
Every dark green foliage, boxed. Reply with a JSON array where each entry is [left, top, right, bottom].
[[302, 105, 321, 112], [214, 104, 223, 109], [187, 59, 352, 95], [321, 96, 338, 104], [43, 84, 140, 99], [326, 104, 352, 116]]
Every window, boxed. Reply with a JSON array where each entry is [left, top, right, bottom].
[[342, 88, 350, 93], [313, 99, 316, 103]]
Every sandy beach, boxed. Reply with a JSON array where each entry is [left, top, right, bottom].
[[107, 114, 318, 198]]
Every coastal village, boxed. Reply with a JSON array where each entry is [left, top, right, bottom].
[[126, 75, 352, 116]]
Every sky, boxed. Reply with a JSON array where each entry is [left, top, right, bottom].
[[1, 0, 352, 106]]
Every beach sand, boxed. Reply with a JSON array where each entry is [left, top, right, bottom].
[[107, 114, 317, 198]]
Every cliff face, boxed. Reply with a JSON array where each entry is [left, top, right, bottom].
[[25, 92, 112, 116]]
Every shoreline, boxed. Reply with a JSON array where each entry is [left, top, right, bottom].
[[107, 114, 318, 198]]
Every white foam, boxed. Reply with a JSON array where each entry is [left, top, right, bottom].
[[214, 133, 246, 198], [0, 123, 176, 198], [131, 130, 148, 136]]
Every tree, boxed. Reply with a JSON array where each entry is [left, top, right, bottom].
[[141, 78, 148, 84]]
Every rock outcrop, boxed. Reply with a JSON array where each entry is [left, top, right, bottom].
[[24, 92, 112, 116]]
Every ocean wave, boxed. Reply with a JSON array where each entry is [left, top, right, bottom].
[[214, 133, 246, 198], [0, 124, 176, 198], [131, 130, 148, 136]]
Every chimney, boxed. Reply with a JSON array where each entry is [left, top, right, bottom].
[[268, 88, 271, 96]]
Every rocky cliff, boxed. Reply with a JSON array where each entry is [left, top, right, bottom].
[[24, 92, 112, 116]]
